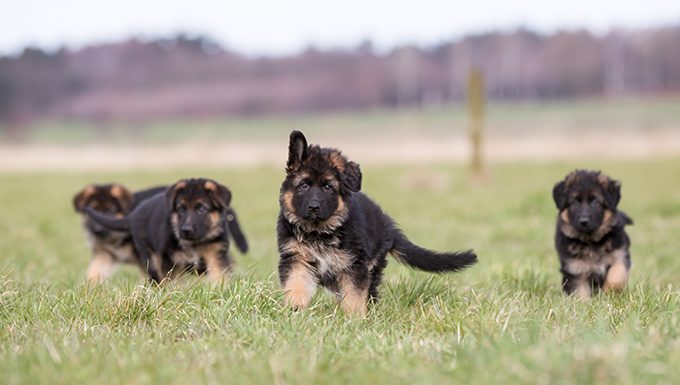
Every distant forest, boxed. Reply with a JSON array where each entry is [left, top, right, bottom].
[[1, 25, 679, 125]]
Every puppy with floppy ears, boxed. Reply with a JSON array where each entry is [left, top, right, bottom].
[[74, 183, 166, 283], [277, 131, 478, 316], [553, 170, 633, 298], [85, 178, 247, 283]]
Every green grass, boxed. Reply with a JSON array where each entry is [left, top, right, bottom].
[[4, 95, 680, 145], [1, 159, 680, 384]]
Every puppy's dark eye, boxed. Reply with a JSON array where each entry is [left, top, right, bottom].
[[322, 183, 333, 193], [196, 205, 208, 215], [299, 182, 310, 191], [591, 200, 601, 207], [177, 205, 186, 214]]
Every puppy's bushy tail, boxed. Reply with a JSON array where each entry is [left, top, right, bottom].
[[84, 207, 129, 232], [390, 230, 477, 273], [225, 207, 248, 254]]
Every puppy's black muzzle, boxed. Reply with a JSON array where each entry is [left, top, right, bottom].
[[180, 225, 196, 240], [308, 199, 320, 214], [573, 206, 598, 233], [304, 193, 323, 220]]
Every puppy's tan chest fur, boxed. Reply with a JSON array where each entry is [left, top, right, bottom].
[[563, 244, 626, 276], [87, 233, 135, 263], [172, 241, 227, 266], [106, 243, 136, 263], [282, 238, 352, 277], [172, 248, 201, 265], [172, 241, 206, 265]]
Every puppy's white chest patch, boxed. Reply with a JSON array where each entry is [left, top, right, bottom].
[[109, 244, 135, 262], [173, 242, 201, 264], [563, 248, 627, 276], [313, 246, 352, 276], [282, 238, 352, 277]]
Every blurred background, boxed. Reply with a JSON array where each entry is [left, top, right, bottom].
[[1, 0, 679, 170]]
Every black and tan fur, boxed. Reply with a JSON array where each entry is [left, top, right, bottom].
[[277, 131, 478, 316], [85, 178, 248, 283], [74, 184, 166, 283], [553, 170, 633, 298]]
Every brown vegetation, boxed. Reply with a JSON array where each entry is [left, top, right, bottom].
[[1, 26, 679, 125]]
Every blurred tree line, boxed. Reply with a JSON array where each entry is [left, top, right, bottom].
[[1, 25, 679, 127]]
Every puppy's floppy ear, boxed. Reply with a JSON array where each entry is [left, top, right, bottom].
[[599, 175, 621, 209], [109, 184, 133, 213], [552, 180, 567, 209], [204, 180, 232, 209], [343, 161, 362, 192], [166, 180, 187, 210], [287, 130, 308, 172], [73, 185, 96, 212]]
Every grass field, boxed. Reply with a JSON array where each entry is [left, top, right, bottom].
[[1, 159, 680, 384], [4, 95, 680, 145]]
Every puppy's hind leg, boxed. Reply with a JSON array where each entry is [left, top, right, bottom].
[[367, 257, 388, 302]]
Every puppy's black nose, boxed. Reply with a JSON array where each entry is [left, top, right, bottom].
[[180, 226, 194, 238], [308, 200, 320, 213], [579, 217, 590, 226]]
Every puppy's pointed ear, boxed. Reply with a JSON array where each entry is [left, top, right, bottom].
[[552, 180, 567, 209], [599, 176, 621, 209], [205, 180, 232, 209], [343, 161, 362, 192], [166, 180, 187, 211], [287, 130, 308, 172], [73, 185, 95, 212], [109, 184, 133, 213]]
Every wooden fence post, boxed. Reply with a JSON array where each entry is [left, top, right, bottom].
[[468, 69, 485, 179]]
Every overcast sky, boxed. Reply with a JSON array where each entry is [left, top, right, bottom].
[[2, 0, 680, 56]]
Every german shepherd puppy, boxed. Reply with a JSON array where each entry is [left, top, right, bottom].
[[85, 178, 248, 283], [277, 131, 478, 316], [74, 184, 166, 283], [552, 170, 633, 298]]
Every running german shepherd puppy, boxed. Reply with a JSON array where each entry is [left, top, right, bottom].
[[277, 131, 478, 316], [85, 178, 248, 283], [74, 184, 166, 283], [552, 170, 633, 298]]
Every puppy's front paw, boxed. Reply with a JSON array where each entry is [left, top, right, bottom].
[[604, 262, 629, 291], [285, 290, 312, 311]]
